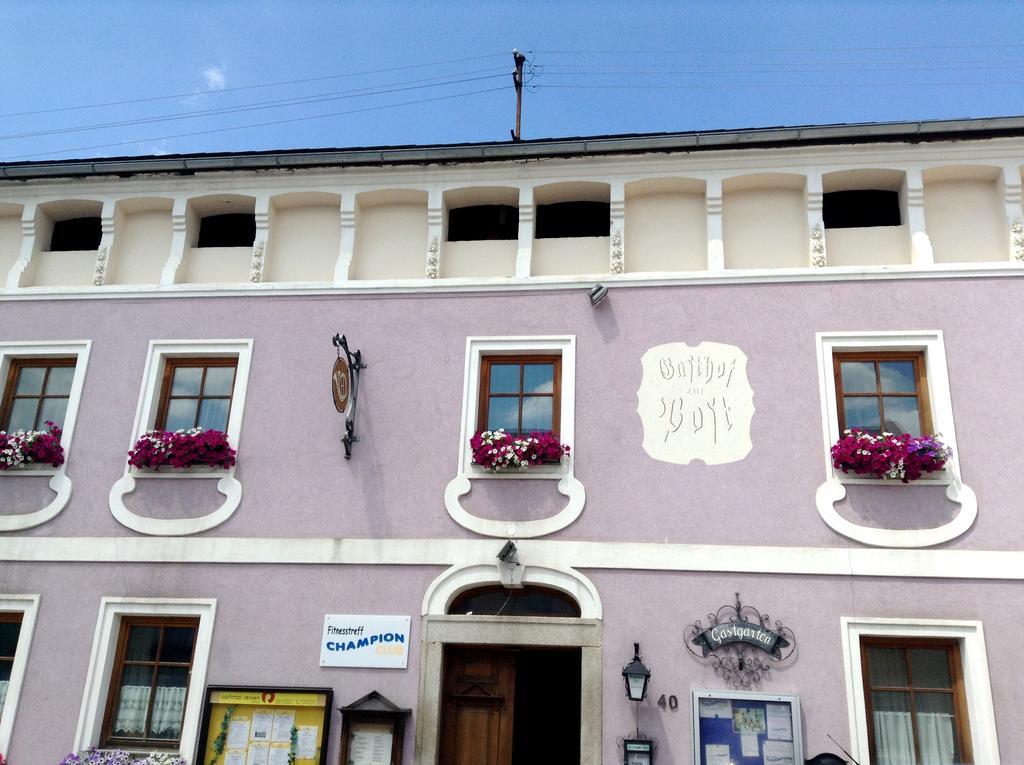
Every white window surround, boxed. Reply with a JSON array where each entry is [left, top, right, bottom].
[[840, 617, 998, 765], [0, 594, 40, 754], [443, 335, 586, 539], [74, 597, 216, 758], [108, 339, 253, 536], [814, 331, 977, 548], [0, 341, 91, 532]]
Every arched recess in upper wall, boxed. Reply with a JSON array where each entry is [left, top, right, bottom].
[[624, 177, 706, 273], [0, 203, 24, 283], [922, 165, 1007, 264], [23, 199, 104, 287], [722, 173, 806, 270], [442, 186, 519, 278], [350, 189, 428, 280], [821, 169, 909, 267], [266, 191, 341, 283], [107, 197, 174, 285], [180, 194, 257, 284], [531, 181, 610, 277]]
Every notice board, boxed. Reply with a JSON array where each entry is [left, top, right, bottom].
[[691, 690, 803, 765], [197, 685, 333, 765]]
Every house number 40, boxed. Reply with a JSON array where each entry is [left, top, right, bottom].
[[657, 694, 679, 710]]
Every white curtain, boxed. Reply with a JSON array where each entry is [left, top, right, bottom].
[[0, 679, 9, 711], [873, 710, 957, 765], [114, 685, 187, 737]]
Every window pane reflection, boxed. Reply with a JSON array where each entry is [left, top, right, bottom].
[[841, 361, 877, 393], [843, 397, 881, 433]]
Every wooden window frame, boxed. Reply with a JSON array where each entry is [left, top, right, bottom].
[[153, 357, 237, 432], [100, 615, 200, 749], [860, 636, 973, 765], [0, 611, 23, 685], [0, 357, 77, 432], [477, 354, 561, 437], [833, 351, 932, 434]]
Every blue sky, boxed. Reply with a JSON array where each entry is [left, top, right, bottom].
[[2, 1, 1022, 161]]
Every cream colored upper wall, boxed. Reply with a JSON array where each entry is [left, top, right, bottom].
[[826, 226, 911, 266], [924, 178, 1007, 263], [0, 214, 21, 281], [532, 237, 609, 276], [624, 191, 706, 272], [21, 250, 96, 287], [723, 187, 807, 269], [267, 204, 340, 282], [107, 208, 172, 285], [351, 193, 428, 280], [442, 241, 516, 278], [180, 247, 251, 284]]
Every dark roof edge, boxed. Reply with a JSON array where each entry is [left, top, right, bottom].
[[4, 115, 1024, 181]]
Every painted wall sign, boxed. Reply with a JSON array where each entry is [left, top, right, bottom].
[[332, 356, 350, 413], [636, 341, 754, 465], [320, 614, 411, 669], [691, 619, 789, 658]]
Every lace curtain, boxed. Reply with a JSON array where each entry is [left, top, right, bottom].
[[114, 685, 187, 738], [873, 710, 958, 765]]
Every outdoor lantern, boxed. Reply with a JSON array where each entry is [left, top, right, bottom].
[[623, 738, 653, 765], [621, 642, 651, 702]]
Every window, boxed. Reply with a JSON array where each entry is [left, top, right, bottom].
[[196, 213, 256, 247], [860, 637, 973, 764], [823, 190, 901, 229], [448, 205, 518, 241], [0, 357, 76, 432], [833, 351, 931, 435], [101, 617, 198, 748], [0, 613, 23, 715], [155, 358, 237, 432], [535, 202, 610, 238], [477, 355, 561, 436], [49, 216, 102, 251], [449, 585, 581, 617]]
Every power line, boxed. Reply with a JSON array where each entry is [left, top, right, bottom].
[[539, 62, 1024, 75], [536, 42, 1024, 55], [0, 86, 507, 161], [0, 70, 510, 142], [0, 52, 509, 119], [536, 80, 1024, 90]]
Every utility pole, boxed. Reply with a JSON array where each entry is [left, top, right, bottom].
[[510, 49, 527, 142]]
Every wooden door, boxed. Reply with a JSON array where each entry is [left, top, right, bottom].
[[439, 647, 516, 765]]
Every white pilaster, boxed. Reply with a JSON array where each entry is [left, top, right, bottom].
[[515, 187, 534, 278], [706, 179, 724, 271], [5, 203, 37, 288], [807, 173, 827, 267], [160, 198, 189, 285], [609, 181, 625, 274], [426, 188, 443, 279], [92, 200, 116, 286], [250, 195, 270, 283], [334, 195, 356, 283], [905, 169, 934, 266], [1001, 166, 1023, 262]]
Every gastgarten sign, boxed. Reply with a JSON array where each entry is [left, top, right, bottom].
[[320, 614, 411, 669], [691, 619, 789, 658]]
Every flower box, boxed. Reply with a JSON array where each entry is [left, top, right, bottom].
[[127, 428, 236, 471], [470, 429, 570, 472], [0, 423, 64, 470], [59, 750, 186, 765], [830, 429, 951, 483]]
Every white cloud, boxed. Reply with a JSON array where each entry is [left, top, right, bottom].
[[203, 66, 226, 91]]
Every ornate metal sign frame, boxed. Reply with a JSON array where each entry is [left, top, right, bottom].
[[332, 333, 366, 459], [685, 593, 796, 688]]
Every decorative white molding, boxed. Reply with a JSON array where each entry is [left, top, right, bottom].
[[91, 245, 110, 286], [422, 562, 602, 619], [73, 597, 216, 759], [107, 339, 253, 536], [444, 335, 585, 538], [249, 240, 266, 283], [814, 331, 976, 547], [810, 223, 827, 267], [0, 594, 39, 753], [5, 206, 36, 289], [609, 228, 624, 274], [706, 188, 725, 271], [0, 341, 91, 531], [1012, 217, 1024, 262], [515, 190, 534, 278], [160, 199, 189, 285], [425, 235, 440, 279], [841, 617, 999, 765]]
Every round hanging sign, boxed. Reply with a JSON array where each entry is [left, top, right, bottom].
[[332, 356, 350, 413]]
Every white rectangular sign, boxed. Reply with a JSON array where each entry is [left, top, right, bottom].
[[320, 614, 411, 668]]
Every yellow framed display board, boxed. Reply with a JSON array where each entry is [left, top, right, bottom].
[[196, 685, 333, 765]]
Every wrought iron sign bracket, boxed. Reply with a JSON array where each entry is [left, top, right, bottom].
[[332, 333, 366, 459]]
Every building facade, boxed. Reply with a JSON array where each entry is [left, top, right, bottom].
[[1, 117, 1023, 764]]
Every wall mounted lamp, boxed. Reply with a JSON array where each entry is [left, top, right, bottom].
[[589, 284, 609, 306], [622, 642, 651, 702]]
